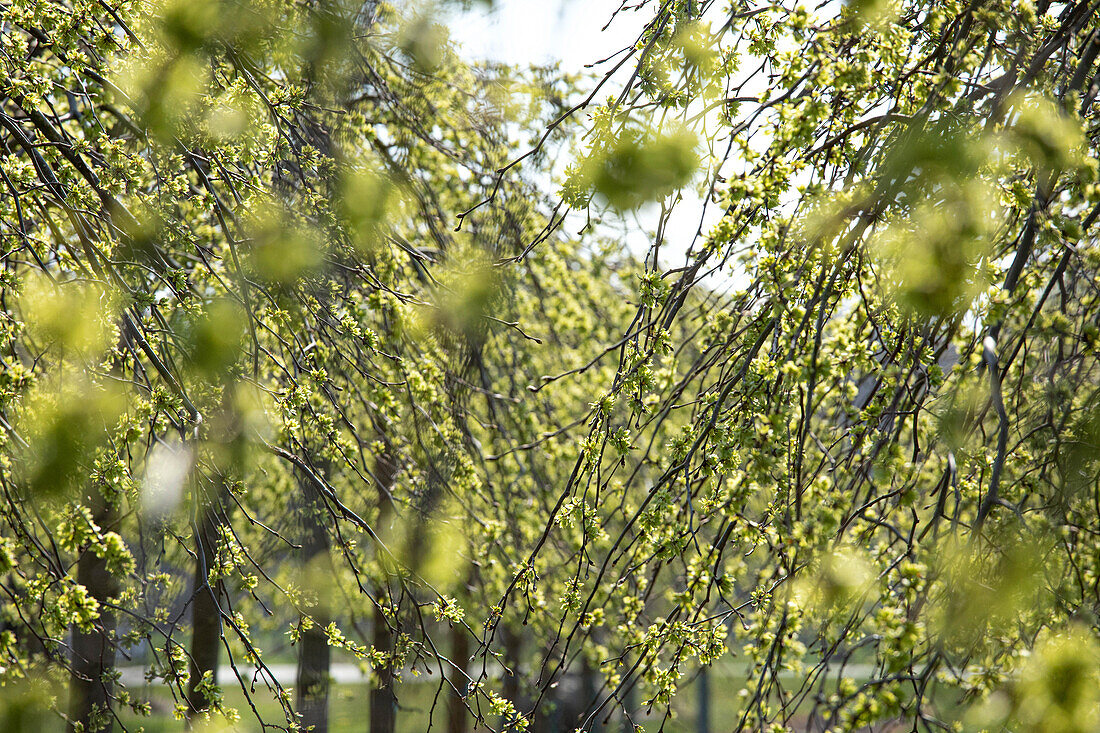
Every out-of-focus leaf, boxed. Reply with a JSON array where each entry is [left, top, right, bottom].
[[15, 381, 126, 500], [246, 208, 323, 287], [578, 126, 699, 211]]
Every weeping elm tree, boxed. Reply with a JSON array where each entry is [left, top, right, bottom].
[[0, 1, 579, 732], [3, 1, 1100, 733], [483, 1, 1100, 732]]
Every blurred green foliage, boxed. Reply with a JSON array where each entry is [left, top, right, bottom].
[[1, 1, 1100, 733], [569, 126, 699, 210]]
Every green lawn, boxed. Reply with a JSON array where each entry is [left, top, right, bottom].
[[50, 664, 967, 732], [113, 675, 732, 733], [117, 680, 442, 733]]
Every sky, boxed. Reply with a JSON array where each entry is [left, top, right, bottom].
[[442, 0, 723, 275], [444, 0, 648, 72]]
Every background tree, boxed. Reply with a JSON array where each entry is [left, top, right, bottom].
[[0, 1, 582, 731], [478, 1, 1100, 731], [4, 1, 1100, 733]]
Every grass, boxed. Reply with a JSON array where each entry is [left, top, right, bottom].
[[108, 674, 743, 733], [35, 659, 966, 732]]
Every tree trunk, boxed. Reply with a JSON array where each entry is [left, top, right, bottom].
[[446, 622, 470, 733], [298, 621, 331, 733], [370, 611, 397, 733], [186, 483, 225, 722], [68, 491, 119, 733], [502, 625, 521, 706], [582, 657, 600, 733], [370, 451, 398, 733], [696, 667, 709, 733], [297, 464, 332, 733]]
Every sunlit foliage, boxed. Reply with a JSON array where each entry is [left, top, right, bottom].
[[2, 0, 1100, 732]]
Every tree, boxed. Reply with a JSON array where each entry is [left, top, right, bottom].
[[4, 1, 1100, 732], [476, 1, 1100, 731], [294, 458, 331, 733], [68, 487, 121, 733], [2, 2, 583, 733]]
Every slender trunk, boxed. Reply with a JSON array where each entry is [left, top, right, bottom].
[[696, 667, 709, 733], [370, 610, 396, 733], [370, 451, 398, 733], [186, 483, 225, 722], [582, 657, 600, 733], [446, 622, 470, 733], [298, 622, 331, 733], [501, 626, 525, 731], [68, 491, 119, 733], [532, 641, 554, 733], [502, 625, 521, 704], [297, 464, 332, 733]]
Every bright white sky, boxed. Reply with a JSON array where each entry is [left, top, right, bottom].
[[444, 0, 647, 72], [442, 0, 719, 273]]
